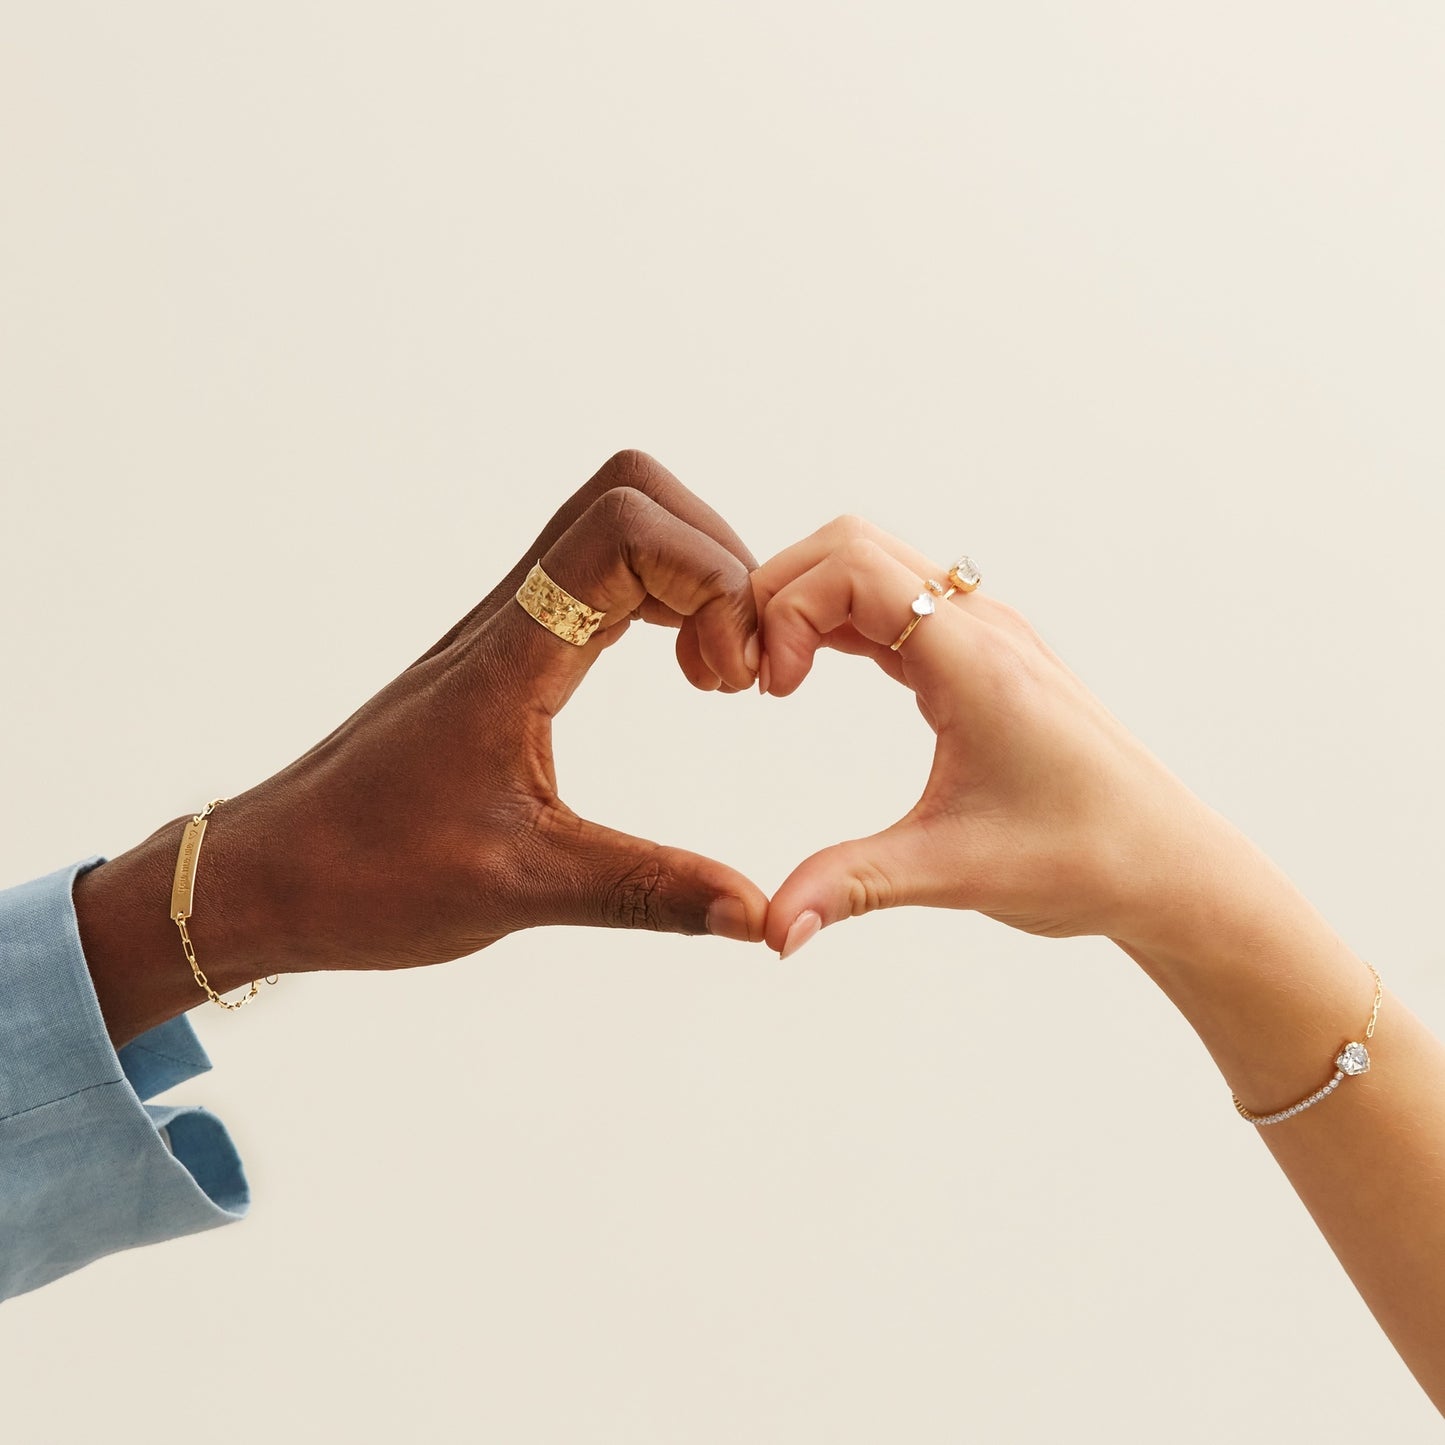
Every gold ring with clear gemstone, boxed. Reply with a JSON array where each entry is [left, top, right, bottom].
[[948, 556, 982, 594], [890, 556, 982, 652]]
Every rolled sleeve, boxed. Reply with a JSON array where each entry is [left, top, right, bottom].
[[0, 858, 248, 1302]]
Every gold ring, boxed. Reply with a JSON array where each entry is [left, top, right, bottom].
[[890, 583, 943, 652], [889, 556, 982, 652], [948, 556, 982, 594], [515, 563, 607, 647]]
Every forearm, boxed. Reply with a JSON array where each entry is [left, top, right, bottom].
[[1117, 832, 1445, 1412]]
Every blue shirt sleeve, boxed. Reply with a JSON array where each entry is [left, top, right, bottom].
[[0, 857, 248, 1302]]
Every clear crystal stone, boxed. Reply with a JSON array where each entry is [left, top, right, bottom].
[[1336, 1042, 1370, 1076], [952, 556, 981, 588], [911, 593, 936, 617]]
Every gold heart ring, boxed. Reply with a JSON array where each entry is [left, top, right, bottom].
[[890, 556, 982, 651]]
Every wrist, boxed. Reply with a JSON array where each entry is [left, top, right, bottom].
[[75, 799, 281, 1047], [1108, 825, 1375, 1107], [1108, 805, 1308, 973], [174, 793, 284, 984]]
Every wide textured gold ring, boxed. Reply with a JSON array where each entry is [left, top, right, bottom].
[[515, 562, 607, 647], [889, 555, 982, 652]]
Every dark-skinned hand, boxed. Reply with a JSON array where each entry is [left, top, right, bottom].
[[75, 451, 769, 1047]]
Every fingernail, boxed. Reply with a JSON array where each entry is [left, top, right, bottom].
[[744, 632, 761, 676], [758, 654, 772, 696], [780, 909, 822, 960], [707, 896, 753, 943]]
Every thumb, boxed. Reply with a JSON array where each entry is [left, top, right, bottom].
[[522, 809, 770, 943], [765, 818, 946, 958]]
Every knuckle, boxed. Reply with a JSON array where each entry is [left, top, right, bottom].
[[573, 452, 660, 515], [600, 448, 663, 492], [829, 513, 873, 542], [837, 535, 885, 572], [591, 484, 653, 537], [763, 586, 808, 633], [987, 599, 1034, 636], [606, 856, 670, 930], [844, 860, 896, 917], [689, 560, 736, 603]]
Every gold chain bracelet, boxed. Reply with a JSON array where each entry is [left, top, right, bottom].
[[1232, 963, 1381, 1126], [169, 797, 278, 1011]]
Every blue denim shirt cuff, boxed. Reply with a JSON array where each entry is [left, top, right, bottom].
[[0, 857, 249, 1301], [119, 1013, 218, 1099]]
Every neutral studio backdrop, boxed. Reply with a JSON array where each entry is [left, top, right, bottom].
[[3, 3, 1443, 1440]]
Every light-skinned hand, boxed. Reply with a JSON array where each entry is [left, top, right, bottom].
[[752, 516, 1254, 960]]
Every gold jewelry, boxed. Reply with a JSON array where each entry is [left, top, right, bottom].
[[1232, 963, 1382, 1125], [170, 798, 278, 1011], [515, 563, 606, 647], [948, 556, 982, 594], [889, 585, 940, 651], [888, 555, 983, 652]]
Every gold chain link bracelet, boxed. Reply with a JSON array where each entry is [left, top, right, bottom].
[[169, 797, 278, 1011]]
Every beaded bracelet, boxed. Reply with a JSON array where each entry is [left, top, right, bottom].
[[1232, 963, 1381, 1126]]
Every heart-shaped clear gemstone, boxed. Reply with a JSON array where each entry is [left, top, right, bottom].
[[911, 593, 936, 617], [1336, 1042, 1370, 1076]]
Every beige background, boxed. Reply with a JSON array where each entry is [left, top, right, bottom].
[[3, 2, 1444, 1439]]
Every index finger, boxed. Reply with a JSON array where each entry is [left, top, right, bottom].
[[484, 485, 761, 717], [752, 515, 944, 616], [413, 450, 758, 667], [759, 535, 983, 705]]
